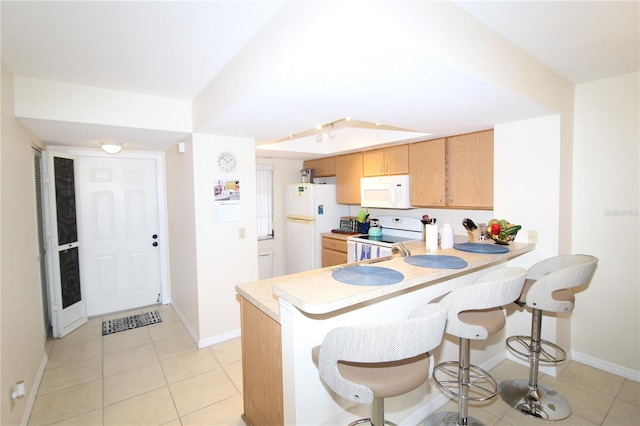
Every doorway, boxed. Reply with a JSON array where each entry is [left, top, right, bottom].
[[76, 154, 166, 316]]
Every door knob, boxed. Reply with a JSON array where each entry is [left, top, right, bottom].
[[152, 242, 158, 247], [152, 234, 158, 239]]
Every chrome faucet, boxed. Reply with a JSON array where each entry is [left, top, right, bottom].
[[392, 242, 411, 257]]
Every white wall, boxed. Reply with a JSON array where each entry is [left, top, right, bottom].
[[571, 72, 639, 375], [191, 134, 258, 346], [256, 157, 303, 278], [165, 136, 200, 339], [1, 63, 48, 425]]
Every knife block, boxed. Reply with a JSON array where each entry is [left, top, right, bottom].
[[467, 229, 482, 242]]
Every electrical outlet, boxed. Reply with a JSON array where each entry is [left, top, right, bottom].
[[528, 230, 538, 244], [239, 228, 246, 240]]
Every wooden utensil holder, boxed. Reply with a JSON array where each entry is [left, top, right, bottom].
[[467, 229, 482, 242]]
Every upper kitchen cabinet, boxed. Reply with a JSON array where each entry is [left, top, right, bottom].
[[302, 156, 336, 177], [446, 129, 494, 209], [362, 145, 409, 176], [335, 152, 362, 205], [409, 138, 446, 206]]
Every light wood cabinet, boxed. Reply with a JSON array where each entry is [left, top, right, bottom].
[[362, 145, 409, 176], [335, 152, 362, 204], [303, 156, 336, 177], [446, 130, 493, 209], [321, 235, 348, 267], [240, 297, 283, 426], [408, 130, 493, 209], [409, 138, 446, 206]]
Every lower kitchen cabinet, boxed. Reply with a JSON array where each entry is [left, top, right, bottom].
[[240, 297, 283, 426], [321, 234, 348, 267]]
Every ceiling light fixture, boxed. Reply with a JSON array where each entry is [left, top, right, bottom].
[[316, 131, 323, 143], [100, 142, 122, 155], [328, 124, 335, 139]]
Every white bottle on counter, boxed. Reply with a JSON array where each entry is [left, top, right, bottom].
[[441, 223, 454, 249]]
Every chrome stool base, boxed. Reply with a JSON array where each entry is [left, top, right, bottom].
[[424, 411, 484, 426], [499, 379, 571, 421], [348, 418, 396, 426]]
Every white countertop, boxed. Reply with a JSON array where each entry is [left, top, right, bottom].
[[236, 238, 535, 322]]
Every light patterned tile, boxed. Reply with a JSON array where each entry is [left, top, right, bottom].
[[209, 337, 241, 366], [103, 343, 158, 377], [161, 349, 219, 383], [224, 360, 243, 394], [47, 338, 102, 369], [28, 380, 102, 426], [103, 362, 167, 405], [50, 408, 103, 426], [103, 387, 178, 426], [539, 375, 614, 424], [500, 405, 597, 425], [102, 327, 152, 355], [149, 320, 190, 342], [154, 333, 197, 361], [602, 398, 640, 425], [180, 394, 245, 426], [52, 322, 102, 348], [618, 379, 640, 406], [559, 361, 625, 396], [102, 308, 143, 321], [38, 357, 102, 395], [169, 368, 238, 416]]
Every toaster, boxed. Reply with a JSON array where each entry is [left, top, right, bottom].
[[339, 216, 359, 233]]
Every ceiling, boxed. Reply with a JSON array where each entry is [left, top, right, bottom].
[[2, 1, 638, 159]]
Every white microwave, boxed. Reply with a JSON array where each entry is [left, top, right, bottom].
[[360, 175, 411, 209]]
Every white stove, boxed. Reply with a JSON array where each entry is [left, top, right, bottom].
[[347, 215, 423, 262]]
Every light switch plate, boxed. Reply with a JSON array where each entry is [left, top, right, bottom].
[[528, 230, 538, 244], [239, 228, 246, 239]]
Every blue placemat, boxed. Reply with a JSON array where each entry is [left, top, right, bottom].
[[404, 255, 468, 269], [453, 243, 509, 254], [332, 265, 404, 286]]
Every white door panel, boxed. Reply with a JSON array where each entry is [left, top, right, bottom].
[[79, 157, 161, 316]]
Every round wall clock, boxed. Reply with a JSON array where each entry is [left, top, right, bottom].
[[217, 151, 237, 173]]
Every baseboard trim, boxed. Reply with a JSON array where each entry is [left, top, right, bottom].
[[572, 351, 640, 382], [198, 328, 241, 349], [170, 301, 241, 349], [21, 352, 48, 426]]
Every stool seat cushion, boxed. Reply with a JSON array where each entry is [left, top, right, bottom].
[[458, 307, 506, 336], [312, 346, 430, 398]]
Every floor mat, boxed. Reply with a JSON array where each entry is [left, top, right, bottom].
[[102, 310, 162, 336]]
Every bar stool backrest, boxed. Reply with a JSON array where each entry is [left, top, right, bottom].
[[439, 267, 527, 340], [317, 303, 448, 404], [525, 254, 598, 313]]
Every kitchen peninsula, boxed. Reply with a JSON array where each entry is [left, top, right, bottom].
[[236, 239, 535, 426]]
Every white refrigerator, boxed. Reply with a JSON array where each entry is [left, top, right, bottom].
[[285, 183, 348, 274]]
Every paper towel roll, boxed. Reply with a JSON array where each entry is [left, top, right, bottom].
[[425, 224, 439, 252]]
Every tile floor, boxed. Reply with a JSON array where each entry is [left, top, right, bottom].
[[29, 304, 244, 426], [29, 303, 639, 425]]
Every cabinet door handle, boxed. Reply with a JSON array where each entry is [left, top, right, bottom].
[[449, 195, 454, 203], [439, 195, 443, 203], [385, 164, 388, 172]]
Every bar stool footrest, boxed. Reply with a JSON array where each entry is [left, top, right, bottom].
[[348, 419, 396, 426], [432, 361, 498, 402], [424, 411, 485, 426], [506, 335, 567, 363], [498, 379, 571, 421]]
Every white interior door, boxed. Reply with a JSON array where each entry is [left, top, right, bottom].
[[45, 152, 88, 338], [78, 157, 162, 316]]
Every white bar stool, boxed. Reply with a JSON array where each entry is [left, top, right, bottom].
[[312, 303, 448, 426], [498, 254, 598, 421], [425, 267, 527, 426]]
